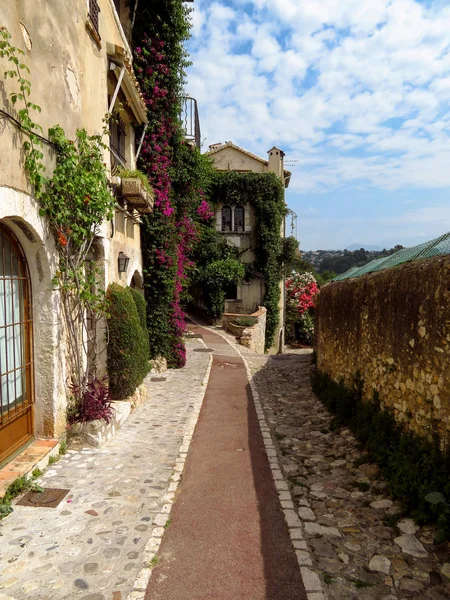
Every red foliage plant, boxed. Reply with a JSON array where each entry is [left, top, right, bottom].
[[68, 377, 113, 424]]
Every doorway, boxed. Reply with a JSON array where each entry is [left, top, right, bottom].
[[0, 223, 34, 464]]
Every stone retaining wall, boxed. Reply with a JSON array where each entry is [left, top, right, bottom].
[[315, 255, 450, 446], [222, 307, 267, 353]]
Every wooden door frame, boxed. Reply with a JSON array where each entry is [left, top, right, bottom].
[[0, 222, 35, 464]]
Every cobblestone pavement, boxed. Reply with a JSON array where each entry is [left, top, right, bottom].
[[247, 351, 450, 600], [0, 338, 210, 600]]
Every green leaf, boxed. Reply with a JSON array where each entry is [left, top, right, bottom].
[[39, 208, 46, 217], [425, 492, 447, 505]]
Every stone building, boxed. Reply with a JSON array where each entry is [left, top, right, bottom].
[[207, 141, 291, 350], [0, 0, 151, 464]]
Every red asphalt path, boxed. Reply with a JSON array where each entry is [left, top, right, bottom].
[[145, 326, 307, 600]]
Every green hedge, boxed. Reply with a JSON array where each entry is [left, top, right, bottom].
[[129, 286, 150, 360], [312, 369, 450, 542], [107, 283, 150, 399]]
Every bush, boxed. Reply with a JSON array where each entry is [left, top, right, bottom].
[[129, 287, 150, 359], [107, 283, 149, 399], [233, 316, 256, 327]]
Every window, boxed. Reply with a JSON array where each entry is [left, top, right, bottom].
[[110, 114, 126, 173], [88, 0, 101, 37], [221, 206, 232, 232], [234, 205, 244, 233]]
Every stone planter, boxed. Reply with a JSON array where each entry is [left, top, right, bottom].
[[121, 177, 154, 214]]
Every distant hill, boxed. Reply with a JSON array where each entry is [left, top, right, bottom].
[[346, 243, 384, 251], [302, 245, 404, 275]]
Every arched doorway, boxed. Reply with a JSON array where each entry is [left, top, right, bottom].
[[0, 223, 34, 464]]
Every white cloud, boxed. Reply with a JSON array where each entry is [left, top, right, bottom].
[[186, 0, 450, 246]]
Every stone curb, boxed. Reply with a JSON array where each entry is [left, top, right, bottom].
[[126, 351, 213, 600], [203, 326, 326, 600]]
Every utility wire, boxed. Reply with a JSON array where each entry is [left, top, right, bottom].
[[0, 108, 55, 147]]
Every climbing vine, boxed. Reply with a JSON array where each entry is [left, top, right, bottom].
[[0, 27, 115, 411], [209, 171, 287, 350], [132, 0, 216, 367]]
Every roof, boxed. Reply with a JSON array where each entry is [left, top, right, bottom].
[[206, 141, 292, 183]]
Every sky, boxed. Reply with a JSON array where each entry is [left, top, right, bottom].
[[185, 0, 450, 250]]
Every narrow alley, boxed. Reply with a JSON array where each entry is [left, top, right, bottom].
[[1, 325, 449, 600]]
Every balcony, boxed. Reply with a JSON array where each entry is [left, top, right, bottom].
[[180, 97, 201, 149]]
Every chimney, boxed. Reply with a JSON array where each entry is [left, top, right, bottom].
[[209, 142, 223, 152], [267, 146, 285, 181]]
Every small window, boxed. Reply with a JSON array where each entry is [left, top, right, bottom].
[[110, 114, 126, 173], [234, 205, 244, 233], [88, 0, 101, 37], [222, 206, 232, 232]]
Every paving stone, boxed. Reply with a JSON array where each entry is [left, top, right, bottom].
[[394, 534, 428, 557], [304, 522, 341, 538], [397, 518, 419, 535], [300, 567, 322, 592], [298, 506, 316, 521], [370, 499, 394, 510], [369, 554, 391, 575], [0, 340, 210, 600], [246, 350, 450, 600]]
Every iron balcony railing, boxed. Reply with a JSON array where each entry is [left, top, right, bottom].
[[180, 97, 201, 149]]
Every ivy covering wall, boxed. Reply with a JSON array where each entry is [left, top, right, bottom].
[[209, 171, 287, 350]]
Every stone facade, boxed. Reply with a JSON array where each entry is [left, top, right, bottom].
[[315, 256, 450, 446], [207, 142, 290, 351], [222, 307, 267, 353], [0, 1, 148, 458]]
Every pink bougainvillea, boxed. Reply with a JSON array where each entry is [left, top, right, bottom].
[[135, 34, 210, 368]]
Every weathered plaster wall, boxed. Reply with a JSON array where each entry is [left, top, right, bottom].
[[0, 2, 144, 446], [315, 256, 450, 445], [210, 146, 267, 173]]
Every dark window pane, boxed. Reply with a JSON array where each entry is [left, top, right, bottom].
[[234, 205, 244, 232], [222, 206, 232, 232]]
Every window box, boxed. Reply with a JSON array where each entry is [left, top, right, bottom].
[[121, 178, 154, 214]]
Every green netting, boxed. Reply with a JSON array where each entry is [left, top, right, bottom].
[[333, 232, 450, 282]]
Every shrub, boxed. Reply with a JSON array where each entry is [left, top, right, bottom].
[[107, 283, 150, 399], [233, 316, 256, 327], [129, 287, 150, 360]]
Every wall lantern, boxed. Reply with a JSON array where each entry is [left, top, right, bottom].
[[118, 252, 130, 273]]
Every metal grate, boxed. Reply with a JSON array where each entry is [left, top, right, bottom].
[[16, 488, 70, 508], [334, 232, 450, 282], [89, 0, 101, 37]]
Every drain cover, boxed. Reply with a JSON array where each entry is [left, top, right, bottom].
[[16, 488, 70, 508], [185, 333, 202, 339], [193, 348, 214, 353], [151, 376, 167, 382]]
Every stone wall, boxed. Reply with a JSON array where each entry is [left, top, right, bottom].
[[315, 256, 450, 446], [222, 307, 267, 353]]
